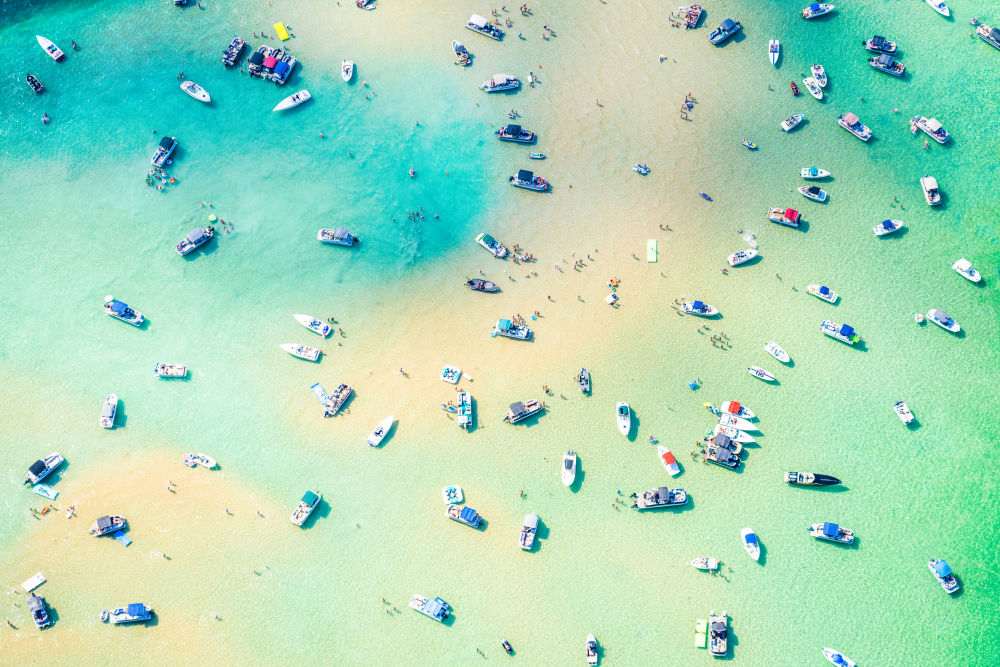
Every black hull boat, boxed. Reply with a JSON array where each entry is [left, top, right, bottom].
[[785, 472, 841, 486], [467, 279, 500, 292], [26, 75, 44, 93]]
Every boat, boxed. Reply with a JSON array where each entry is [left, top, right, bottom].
[[921, 175, 942, 205], [519, 513, 539, 549], [290, 490, 321, 526], [26, 75, 44, 93], [151, 136, 178, 167], [272, 89, 311, 111], [475, 232, 508, 258], [708, 18, 742, 45], [633, 163, 651, 174], [466, 14, 504, 40], [837, 113, 872, 141], [562, 450, 578, 486], [799, 185, 827, 202], [681, 300, 718, 317], [811, 64, 828, 87], [691, 557, 719, 570], [446, 503, 482, 527], [764, 341, 790, 363], [976, 24, 1000, 50], [720, 401, 755, 420], [820, 320, 862, 345], [927, 309, 959, 332], [952, 258, 981, 283], [928, 559, 960, 594], [699, 191, 713, 201], [356, 0, 377, 9], [578, 368, 591, 393], [529, 152, 546, 159], [180, 81, 211, 103], [409, 595, 451, 621], [864, 35, 896, 54], [684, 5, 704, 29], [822, 648, 856, 667], [873, 219, 904, 236], [809, 522, 854, 544], [767, 207, 801, 228], [100, 394, 118, 428], [807, 284, 838, 303], [496, 124, 535, 143], [655, 445, 680, 476], [632, 486, 687, 509], [741, 528, 760, 561], [317, 227, 358, 246], [36, 35, 65, 62], [784, 471, 841, 486], [505, 399, 544, 423], [222, 37, 246, 67], [708, 612, 727, 657], [27, 593, 51, 629], [586, 634, 599, 666], [456, 391, 472, 428], [741, 139, 757, 150], [104, 296, 144, 327], [925, 0, 949, 17], [781, 114, 804, 132], [154, 362, 188, 377], [616, 402, 631, 436], [247, 45, 271, 76], [493, 318, 532, 339], [271, 52, 297, 85], [869, 54, 905, 77], [501, 639, 513, 655], [183, 453, 216, 468], [294, 314, 331, 337], [509, 169, 549, 191], [89, 515, 127, 536], [803, 77, 823, 99], [109, 603, 153, 624], [801, 167, 830, 179], [913, 116, 950, 144], [366, 415, 394, 447], [747, 366, 776, 382], [718, 413, 756, 431], [176, 226, 214, 255], [790, 81, 800, 96], [279, 343, 321, 362], [341, 60, 354, 82], [769, 39, 780, 65], [705, 434, 741, 469], [914, 312, 925, 323], [893, 401, 915, 424], [261, 47, 281, 77], [801, 3, 834, 19], [727, 248, 758, 266], [319, 383, 352, 417], [452, 40, 471, 66], [440, 365, 461, 384], [713, 424, 755, 444], [442, 485, 463, 503], [481, 73, 520, 92], [25, 453, 64, 485]]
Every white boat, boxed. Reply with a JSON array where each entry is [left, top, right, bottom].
[[838, 113, 872, 141], [803, 77, 823, 99], [893, 401, 915, 424], [718, 413, 756, 431], [475, 232, 508, 258], [681, 300, 718, 317], [764, 341, 790, 363], [456, 390, 473, 429], [801, 167, 830, 179], [747, 366, 776, 382], [921, 175, 942, 206], [341, 60, 354, 82], [294, 314, 331, 337], [913, 116, 950, 144], [873, 219, 904, 236], [807, 284, 838, 302], [272, 89, 311, 111], [799, 185, 827, 202], [658, 446, 681, 476], [36, 35, 65, 62], [952, 258, 981, 283], [768, 39, 780, 65], [690, 557, 719, 571], [822, 647, 856, 667], [810, 64, 828, 87], [290, 490, 321, 526], [586, 634, 599, 666], [184, 453, 216, 469], [280, 343, 321, 361], [562, 450, 577, 486], [720, 401, 755, 420], [180, 81, 211, 103], [801, 3, 834, 19], [154, 363, 187, 378], [925, 0, 949, 17], [101, 394, 118, 429], [713, 424, 755, 444], [768, 207, 801, 228], [741, 527, 760, 561], [481, 73, 520, 92], [728, 248, 758, 266], [441, 485, 463, 504], [977, 24, 1000, 50], [104, 295, 144, 327], [616, 402, 631, 436], [366, 415, 394, 447], [927, 309, 959, 332], [519, 513, 539, 550], [820, 320, 862, 344], [781, 114, 804, 132]]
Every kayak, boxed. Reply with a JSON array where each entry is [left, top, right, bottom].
[[699, 191, 713, 201]]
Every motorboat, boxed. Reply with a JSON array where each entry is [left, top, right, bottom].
[[838, 113, 872, 141], [25, 453, 64, 485], [100, 394, 118, 428], [705, 434, 741, 469], [315, 383, 352, 417], [475, 232, 508, 258], [632, 486, 687, 509], [183, 453, 216, 469], [691, 557, 719, 570], [708, 18, 742, 45], [869, 54, 905, 77], [176, 226, 214, 255], [769, 39, 780, 65], [807, 284, 838, 302], [529, 152, 546, 159], [509, 169, 549, 191], [781, 114, 804, 131], [809, 522, 854, 544], [713, 424, 755, 444], [747, 366, 776, 382], [273, 89, 311, 111], [441, 485, 463, 503], [290, 490, 321, 526], [457, 390, 473, 428], [810, 64, 828, 87], [89, 515, 127, 536], [799, 185, 827, 202], [562, 450, 577, 486], [952, 258, 981, 282], [764, 341, 790, 363], [279, 343, 321, 361], [708, 611, 728, 656], [578, 368, 591, 393], [28, 593, 51, 629], [616, 402, 631, 436], [927, 309, 959, 332], [925, 0, 949, 17], [586, 634, 599, 666], [921, 175, 942, 205], [822, 648, 856, 667], [151, 136, 178, 167], [247, 45, 271, 76], [803, 77, 823, 99], [109, 603, 153, 624], [633, 163, 651, 174], [26, 75, 44, 93], [790, 80, 800, 95], [928, 559, 960, 594], [341, 60, 354, 82], [505, 399, 544, 423], [727, 248, 758, 266], [446, 504, 482, 527], [496, 124, 535, 143], [658, 446, 681, 476], [768, 207, 801, 228], [481, 73, 520, 92], [820, 320, 862, 344], [741, 139, 757, 150], [683, 5, 704, 29], [720, 401, 755, 420], [366, 416, 394, 447], [294, 314, 331, 337], [452, 40, 471, 66], [801, 167, 830, 179], [864, 35, 896, 54], [180, 81, 211, 102], [873, 219, 904, 236], [741, 527, 760, 561], [493, 318, 532, 339], [718, 413, 755, 431], [784, 471, 841, 486], [893, 401, 915, 424], [317, 228, 357, 246], [356, 0, 377, 9], [801, 3, 834, 19], [222, 37, 246, 66], [409, 595, 451, 621], [36, 35, 65, 61], [681, 300, 718, 317], [466, 14, 504, 40], [913, 116, 950, 144], [467, 278, 500, 292], [441, 365, 461, 384], [154, 362, 188, 377], [271, 53, 296, 85], [976, 24, 1000, 50], [501, 639, 513, 655], [519, 513, 539, 549]]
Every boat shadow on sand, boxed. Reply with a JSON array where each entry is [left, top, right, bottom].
[[569, 465, 585, 493]]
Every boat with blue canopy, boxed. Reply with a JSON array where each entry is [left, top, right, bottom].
[[446, 504, 481, 527], [104, 296, 144, 326], [820, 320, 861, 345], [409, 595, 451, 621], [681, 300, 719, 317], [271, 53, 296, 85], [806, 284, 838, 303], [809, 522, 854, 544], [109, 603, 153, 624], [928, 559, 960, 593]]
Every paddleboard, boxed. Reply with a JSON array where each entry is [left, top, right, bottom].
[[695, 618, 707, 648], [647, 239, 657, 263], [22, 572, 46, 592]]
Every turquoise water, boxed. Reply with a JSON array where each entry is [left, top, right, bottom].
[[1, 0, 999, 664]]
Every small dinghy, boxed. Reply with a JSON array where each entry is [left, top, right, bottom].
[[764, 341, 790, 363], [26, 75, 44, 93], [529, 152, 546, 159], [747, 366, 776, 382]]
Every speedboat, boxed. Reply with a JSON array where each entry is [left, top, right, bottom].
[[290, 490, 321, 526], [616, 402, 631, 436], [341, 60, 354, 82], [708, 18, 742, 45], [741, 139, 757, 150], [784, 472, 841, 486], [366, 415, 394, 447], [441, 485, 463, 503], [562, 450, 577, 486], [466, 14, 504, 40], [586, 634, 599, 666], [822, 648, 856, 667], [519, 513, 539, 549], [441, 365, 461, 383], [927, 309, 959, 332], [180, 81, 211, 102], [632, 486, 687, 509], [509, 169, 549, 191], [691, 557, 719, 570], [25, 453, 64, 485], [873, 219, 904, 236], [727, 248, 758, 266], [820, 320, 862, 345], [456, 391, 473, 428], [708, 612, 728, 656], [801, 167, 830, 179], [764, 341, 790, 363], [799, 185, 827, 202], [317, 228, 357, 246], [496, 124, 535, 143], [529, 152, 546, 159], [781, 114, 804, 131], [409, 595, 451, 621], [89, 515, 127, 536], [769, 39, 780, 65], [151, 136, 178, 167], [273, 89, 311, 111], [768, 207, 801, 228], [807, 284, 838, 302], [718, 413, 755, 431], [952, 258, 981, 282], [26, 75, 44, 93], [493, 318, 532, 339], [101, 394, 118, 428], [801, 3, 834, 19], [869, 54, 905, 77], [176, 226, 214, 255], [109, 603, 152, 624], [810, 64, 828, 87], [720, 401, 755, 420], [913, 116, 950, 144], [481, 73, 520, 92], [279, 343, 321, 361], [921, 175, 942, 205], [681, 300, 718, 317], [632, 163, 650, 174], [452, 40, 471, 66], [446, 504, 482, 527], [467, 278, 500, 292], [505, 399, 544, 423], [222, 37, 246, 67], [741, 527, 760, 561], [893, 401, 915, 424], [578, 368, 591, 393], [747, 366, 776, 382], [928, 559, 960, 594], [803, 77, 823, 99], [154, 362, 188, 377], [925, 0, 949, 17], [809, 522, 854, 544], [28, 593, 51, 629], [183, 453, 216, 468], [713, 424, 755, 444], [864, 35, 896, 53], [838, 113, 872, 141], [658, 446, 681, 476], [475, 232, 508, 258], [294, 314, 331, 337], [976, 24, 1000, 50], [36, 35, 65, 61]]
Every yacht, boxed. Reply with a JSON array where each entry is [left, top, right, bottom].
[[681, 300, 718, 317], [727, 248, 758, 266], [476, 232, 508, 258], [467, 278, 500, 292], [769, 39, 780, 65], [457, 390, 473, 429], [913, 116, 950, 144], [781, 114, 804, 132], [921, 175, 942, 205], [741, 527, 760, 561], [578, 368, 591, 393], [562, 450, 577, 486], [801, 3, 834, 19], [658, 446, 681, 476], [810, 64, 828, 87], [928, 559, 960, 594], [509, 169, 549, 191], [356, 0, 377, 9], [837, 113, 872, 141], [28, 593, 51, 629], [25, 453, 64, 485], [290, 490, 321, 526], [222, 37, 246, 66], [341, 60, 354, 82], [616, 402, 631, 436], [864, 35, 897, 54], [452, 40, 471, 66], [154, 362, 188, 377], [481, 73, 520, 92], [493, 318, 532, 339], [822, 648, 856, 667], [925, 0, 949, 17], [809, 522, 854, 544], [691, 557, 719, 571], [272, 53, 297, 85], [803, 77, 823, 99], [720, 401, 755, 420], [366, 415, 394, 447], [89, 515, 127, 536], [409, 595, 452, 621], [273, 89, 311, 111], [36, 35, 65, 61], [632, 486, 688, 509], [586, 634, 599, 665], [708, 611, 728, 656], [893, 401, 915, 424], [180, 80, 211, 102], [976, 24, 1000, 50], [496, 124, 535, 143], [109, 603, 153, 624], [768, 207, 801, 228], [706, 434, 741, 469], [952, 258, 981, 283], [294, 314, 331, 337], [784, 471, 841, 486], [747, 366, 776, 382], [519, 513, 539, 549], [151, 136, 177, 167], [176, 226, 214, 255], [807, 284, 838, 302], [713, 424, 755, 444], [873, 219, 904, 236], [820, 320, 862, 344], [708, 18, 742, 45], [279, 343, 321, 361], [927, 309, 959, 332], [317, 228, 357, 246], [466, 14, 504, 40], [801, 167, 830, 179], [104, 296, 144, 326], [869, 54, 905, 77], [26, 74, 44, 93], [505, 399, 544, 423], [764, 341, 790, 363], [100, 394, 118, 428], [446, 503, 482, 527], [718, 413, 755, 431]]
